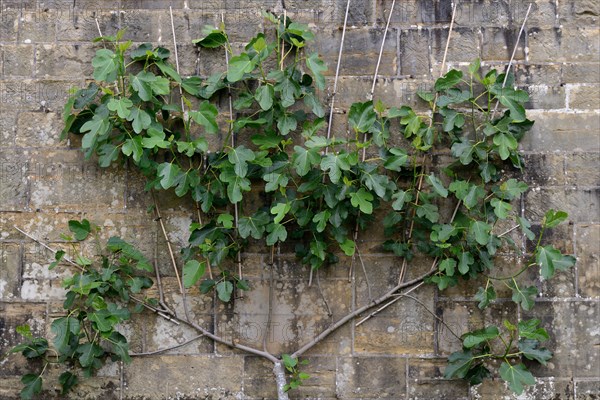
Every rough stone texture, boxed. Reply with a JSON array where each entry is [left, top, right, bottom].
[[0, 1, 599, 399]]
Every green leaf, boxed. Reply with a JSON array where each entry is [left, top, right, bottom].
[[350, 188, 374, 214], [266, 223, 287, 245], [348, 101, 376, 133], [122, 136, 143, 162], [435, 69, 463, 91], [518, 319, 549, 341], [499, 362, 535, 395], [220, 169, 251, 204], [427, 173, 448, 198], [282, 354, 298, 369], [292, 146, 320, 176], [439, 107, 466, 131], [238, 212, 269, 239], [199, 72, 226, 98], [228, 145, 256, 178], [491, 198, 512, 219], [143, 129, 171, 149], [127, 107, 151, 134], [216, 281, 234, 302], [228, 53, 255, 82], [77, 343, 104, 368], [155, 60, 181, 83], [92, 49, 118, 82], [458, 251, 474, 274], [444, 350, 474, 379], [183, 260, 206, 288], [21, 374, 43, 400], [157, 163, 181, 189], [474, 286, 496, 309], [98, 143, 120, 167], [193, 31, 228, 48], [469, 221, 491, 246], [493, 133, 518, 160], [463, 184, 485, 209], [384, 148, 408, 171], [451, 137, 475, 165], [58, 371, 78, 395], [271, 202, 291, 224], [518, 339, 552, 365], [416, 203, 439, 223], [509, 280, 537, 310], [277, 113, 298, 136], [320, 153, 353, 184], [190, 101, 219, 134], [107, 331, 131, 364], [536, 245, 576, 279], [255, 84, 274, 110], [80, 114, 111, 149], [130, 71, 157, 101], [68, 219, 91, 241], [491, 86, 529, 122], [303, 92, 325, 118], [339, 239, 356, 256], [306, 52, 327, 89], [217, 213, 234, 229], [48, 250, 66, 270], [312, 210, 331, 233], [496, 179, 528, 200], [517, 216, 536, 241], [438, 89, 470, 108], [73, 82, 99, 109], [543, 209, 568, 228], [392, 190, 412, 211], [51, 316, 80, 354], [462, 326, 499, 348], [439, 258, 457, 277]]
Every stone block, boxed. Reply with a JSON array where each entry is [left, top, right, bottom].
[[436, 300, 517, 356], [565, 152, 600, 187], [123, 355, 244, 399], [431, 27, 480, 66], [19, 10, 56, 43], [470, 378, 575, 400], [525, 187, 599, 224], [522, 153, 566, 187], [0, 150, 29, 211], [568, 84, 600, 110], [558, 0, 600, 27], [336, 356, 407, 398], [576, 224, 600, 298], [482, 27, 526, 62], [354, 285, 436, 356], [524, 84, 566, 110], [562, 62, 600, 84], [520, 110, 600, 152], [522, 301, 600, 378], [399, 29, 430, 78], [514, 63, 563, 86], [0, 108, 17, 146], [315, 27, 398, 78], [35, 44, 95, 78], [527, 27, 600, 63], [407, 358, 470, 400], [0, 8, 18, 43], [56, 8, 120, 43], [575, 380, 600, 399], [16, 111, 62, 147], [27, 149, 127, 211], [0, 242, 20, 300], [1, 44, 34, 77]]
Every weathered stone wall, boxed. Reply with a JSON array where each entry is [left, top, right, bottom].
[[0, 0, 598, 399]]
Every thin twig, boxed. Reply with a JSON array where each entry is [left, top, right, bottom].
[[324, 0, 351, 149], [355, 281, 426, 327], [152, 192, 184, 295], [169, 6, 185, 114], [154, 226, 176, 317], [439, 2, 458, 78], [264, 245, 276, 352], [130, 335, 204, 356], [349, 0, 397, 282], [222, 13, 243, 280], [403, 293, 461, 340], [356, 245, 372, 301], [498, 225, 519, 238], [291, 268, 436, 358], [316, 268, 333, 317], [491, 3, 533, 119]]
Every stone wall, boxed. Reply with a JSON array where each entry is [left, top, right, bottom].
[[0, 0, 598, 399]]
